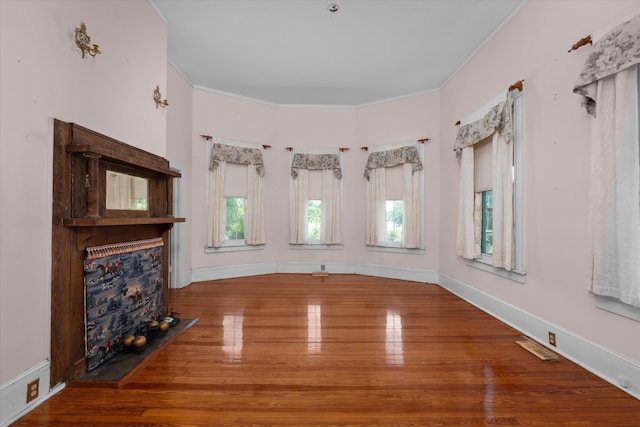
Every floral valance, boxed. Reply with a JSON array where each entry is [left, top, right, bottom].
[[209, 142, 265, 177], [573, 14, 640, 116], [364, 145, 423, 180], [453, 93, 513, 157], [291, 153, 342, 179]]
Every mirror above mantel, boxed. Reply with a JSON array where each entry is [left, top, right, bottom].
[[106, 171, 149, 211]]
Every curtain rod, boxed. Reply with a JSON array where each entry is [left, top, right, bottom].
[[360, 138, 430, 151], [201, 134, 270, 149], [285, 147, 349, 152], [454, 80, 524, 125], [568, 35, 592, 52]]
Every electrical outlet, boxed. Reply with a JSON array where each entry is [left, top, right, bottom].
[[548, 332, 557, 347], [26, 378, 39, 403]]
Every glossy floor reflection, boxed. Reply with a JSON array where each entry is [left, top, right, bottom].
[[13, 274, 640, 426]]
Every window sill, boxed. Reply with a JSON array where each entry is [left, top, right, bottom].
[[289, 244, 344, 250], [465, 258, 526, 283], [205, 244, 264, 254], [595, 295, 640, 322], [366, 245, 425, 255]]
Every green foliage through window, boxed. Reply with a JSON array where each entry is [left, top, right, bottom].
[[481, 190, 493, 255], [226, 197, 245, 241], [307, 200, 321, 240], [385, 200, 403, 242]]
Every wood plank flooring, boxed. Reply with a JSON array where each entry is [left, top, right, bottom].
[[13, 274, 640, 426]]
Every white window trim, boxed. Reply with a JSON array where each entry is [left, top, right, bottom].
[[466, 89, 526, 282]]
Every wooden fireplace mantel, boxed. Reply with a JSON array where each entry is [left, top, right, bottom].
[[50, 120, 185, 387]]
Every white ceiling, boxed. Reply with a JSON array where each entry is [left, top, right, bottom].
[[151, 0, 525, 106]]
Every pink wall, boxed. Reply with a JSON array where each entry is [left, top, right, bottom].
[[0, 0, 167, 384], [439, 0, 640, 363], [187, 90, 441, 272]]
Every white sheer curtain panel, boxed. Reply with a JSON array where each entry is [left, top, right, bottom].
[[208, 161, 226, 248], [246, 164, 265, 245], [321, 168, 342, 244], [290, 168, 310, 244], [402, 162, 420, 249], [574, 14, 640, 307], [365, 167, 387, 246], [455, 147, 479, 259]]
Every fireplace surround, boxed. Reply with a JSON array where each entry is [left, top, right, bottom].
[[50, 120, 185, 386]]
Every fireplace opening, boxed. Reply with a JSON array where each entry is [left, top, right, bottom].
[[84, 238, 165, 371]]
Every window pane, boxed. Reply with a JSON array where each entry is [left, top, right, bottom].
[[226, 197, 245, 240], [481, 190, 493, 254], [385, 200, 403, 242], [307, 200, 321, 240]]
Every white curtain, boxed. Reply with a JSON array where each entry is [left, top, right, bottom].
[[364, 144, 423, 248], [208, 160, 226, 248], [290, 168, 310, 244], [454, 91, 514, 270], [573, 14, 640, 307], [455, 147, 479, 259], [365, 167, 387, 246], [402, 162, 421, 249], [321, 168, 342, 244], [208, 140, 266, 247], [245, 164, 265, 245], [289, 151, 342, 245], [584, 65, 640, 306]]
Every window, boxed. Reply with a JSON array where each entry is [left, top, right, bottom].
[[480, 190, 492, 255], [455, 89, 525, 280], [225, 197, 245, 241], [290, 151, 343, 246], [307, 199, 321, 241], [365, 144, 424, 250], [207, 141, 265, 250], [385, 200, 403, 243]]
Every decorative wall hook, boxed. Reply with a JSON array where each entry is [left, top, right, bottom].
[[75, 22, 101, 58], [154, 86, 169, 109]]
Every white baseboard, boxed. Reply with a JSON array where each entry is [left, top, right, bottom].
[[0, 361, 64, 427], [191, 261, 439, 285], [439, 273, 640, 400]]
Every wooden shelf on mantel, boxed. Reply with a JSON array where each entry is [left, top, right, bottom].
[[63, 217, 186, 227]]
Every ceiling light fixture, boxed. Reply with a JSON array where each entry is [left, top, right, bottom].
[[328, 3, 339, 13]]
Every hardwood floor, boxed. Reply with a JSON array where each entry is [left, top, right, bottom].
[[13, 274, 640, 426]]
